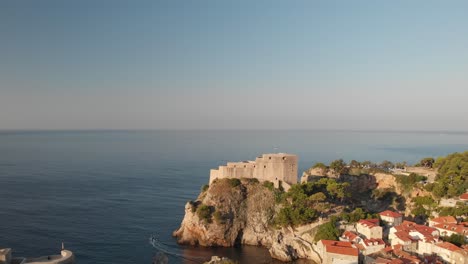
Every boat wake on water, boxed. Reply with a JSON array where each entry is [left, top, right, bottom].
[[149, 235, 206, 264]]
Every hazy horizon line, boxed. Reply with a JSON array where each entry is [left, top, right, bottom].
[[1, 128, 468, 134]]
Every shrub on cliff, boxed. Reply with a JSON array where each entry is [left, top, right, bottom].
[[275, 205, 317, 227], [340, 208, 378, 223], [394, 173, 426, 193], [438, 205, 468, 217], [430, 151, 468, 198], [330, 159, 347, 174], [243, 177, 259, 184], [263, 181, 274, 190], [314, 217, 340, 242], [213, 210, 225, 224], [311, 162, 328, 173], [197, 204, 213, 223], [201, 184, 209, 192], [228, 178, 241, 187]]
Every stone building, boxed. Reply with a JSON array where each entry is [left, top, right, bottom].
[[317, 240, 359, 264], [209, 153, 298, 190], [356, 219, 382, 239], [379, 210, 402, 227]]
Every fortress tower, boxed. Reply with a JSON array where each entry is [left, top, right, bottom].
[[209, 153, 298, 190]]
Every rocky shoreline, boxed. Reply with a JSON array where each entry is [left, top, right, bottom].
[[173, 178, 323, 262]]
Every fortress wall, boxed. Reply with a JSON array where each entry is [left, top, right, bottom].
[[209, 163, 255, 184], [253, 154, 298, 185], [209, 153, 298, 188]]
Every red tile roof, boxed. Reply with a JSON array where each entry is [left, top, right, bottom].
[[380, 210, 402, 218], [434, 223, 468, 235], [413, 225, 438, 237], [326, 245, 359, 256], [436, 242, 462, 252], [393, 249, 421, 264], [358, 219, 380, 228], [321, 240, 354, 247], [363, 238, 385, 247], [394, 231, 415, 242], [460, 193, 468, 200], [393, 220, 438, 242], [320, 240, 359, 256], [342, 231, 358, 241], [430, 216, 457, 225]]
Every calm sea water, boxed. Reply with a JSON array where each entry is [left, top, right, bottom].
[[1, 130, 468, 264]]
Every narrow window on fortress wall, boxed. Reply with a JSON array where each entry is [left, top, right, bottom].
[[282, 157, 286, 160], [264, 165, 266, 168]]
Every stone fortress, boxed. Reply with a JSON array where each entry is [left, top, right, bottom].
[[209, 153, 298, 190]]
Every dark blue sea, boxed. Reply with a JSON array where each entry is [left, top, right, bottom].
[[1, 130, 468, 263]]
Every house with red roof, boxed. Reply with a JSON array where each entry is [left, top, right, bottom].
[[389, 221, 439, 255], [393, 247, 423, 264], [429, 216, 457, 227], [433, 242, 468, 264], [317, 240, 359, 264], [460, 193, 468, 201], [340, 230, 362, 244], [361, 238, 386, 255], [433, 222, 468, 240], [379, 210, 403, 227], [357, 219, 383, 239]]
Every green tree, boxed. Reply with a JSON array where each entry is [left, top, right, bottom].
[[197, 204, 213, 223], [412, 206, 427, 217], [228, 178, 241, 187], [314, 220, 340, 242], [380, 160, 394, 170], [312, 162, 328, 170], [309, 192, 326, 204], [361, 160, 372, 168], [330, 159, 347, 174], [420, 157, 435, 168], [349, 160, 361, 168], [444, 233, 466, 246], [432, 183, 447, 198]]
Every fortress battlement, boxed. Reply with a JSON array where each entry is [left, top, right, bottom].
[[209, 153, 298, 190]]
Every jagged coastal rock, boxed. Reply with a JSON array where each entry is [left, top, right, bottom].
[[173, 177, 322, 262], [173, 178, 276, 247], [174, 153, 345, 262], [203, 256, 236, 264]]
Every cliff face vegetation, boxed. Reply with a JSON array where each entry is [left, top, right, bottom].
[[430, 151, 468, 198], [173, 178, 276, 247]]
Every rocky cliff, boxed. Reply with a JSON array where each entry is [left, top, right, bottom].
[[173, 178, 321, 262], [173, 178, 276, 247]]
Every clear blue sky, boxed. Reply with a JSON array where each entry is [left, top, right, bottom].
[[1, 0, 467, 130]]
